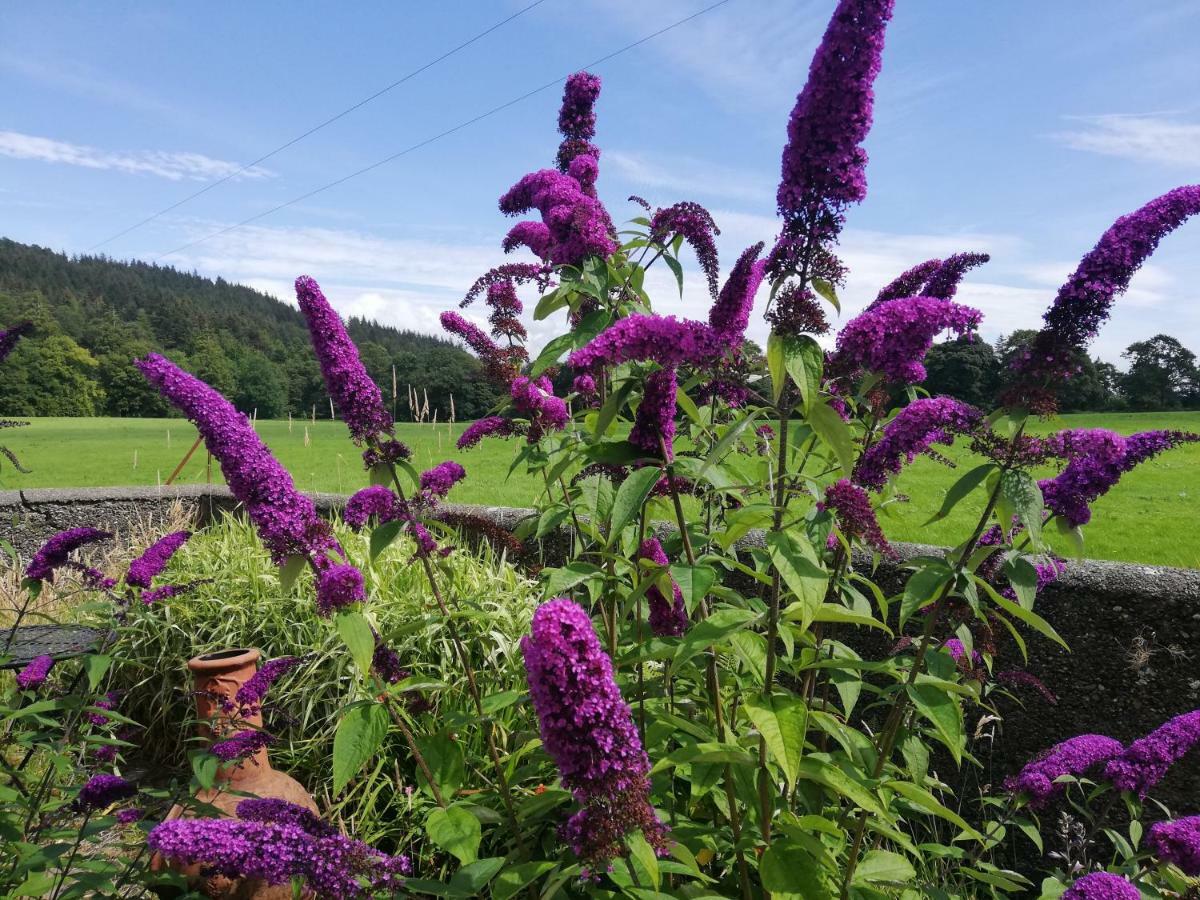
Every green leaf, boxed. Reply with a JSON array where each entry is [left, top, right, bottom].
[[900, 563, 952, 630], [540, 562, 602, 599], [663, 253, 685, 297], [335, 610, 374, 676], [760, 842, 831, 899], [811, 276, 840, 312], [332, 701, 389, 794], [415, 731, 466, 802], [426, 806, 482, 865], [492, 861, 557, 900], [533, 286, 570, 321], [924, 463, 997, 525], [593, 378, 636, 438], [766, 531, 827, 632], [530, 310, 611, 377], [84, 653, 112, 692], [448, 857, 505, 894], [886, 781, 983, 839], [669, 563, 716, 615], [979, 582, 1069, 650], [626, 829, 660, 890], [854, 849, 915, 885], [796, 758, 885, 816], [191, 751, 219, 791], [278, 555, 306, 592], [745, 692, 808, 787], [781, 333, 824, 413], [805, 603, 892, 634], [699, 410, 758, 477], [369, 519, 405, 563], [907, 683, 964, 764], [673, 608, 759, 668], [481, 690, 524, 715], [807, 399, 855, 477], [767, 331, 787, 403], [1055, 516, 1085, 559], [608, 466, 662, 546], [1000, 469, 1046, 550]]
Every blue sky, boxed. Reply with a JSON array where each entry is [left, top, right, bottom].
[[3, 0, 1199, 365]]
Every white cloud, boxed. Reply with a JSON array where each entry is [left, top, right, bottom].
[[0, 130, 273, 181], [1052, 114, 1200, 167], [605, 151, 773, 205]]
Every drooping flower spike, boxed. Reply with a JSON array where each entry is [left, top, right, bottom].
[[1061, 872, 1140, 900], [344, 485, 403, 531], [708, 242, 767, 345], [295, 276, 394, 445], [1147, 816, 1200, 876], [457, 416, 518, 450], [637, 538, 688, 637], [568, 314, 726, 372], [126, 531, 191, 588], [15, 654, 54, 690], [920, 251, 990, 300], [1004, 734, 1124, 808], [822, 479, 894, 557], [650, 202, 722, 298], [499, 169, 616, 267], [556, 71, 602, 177], [854, 397, 983, 490], [234, 656, 304, 713], [872, 258, 941, 307], [1103, 708, 1200, 798], [461, 262, 549, 307], [440, 311, 523, 386], [75, 774, 137, 813], [210, 729, 275, 763], [510, 376, 569, 442], [26, 527, 113, 583], [628, 368, 678, 461]]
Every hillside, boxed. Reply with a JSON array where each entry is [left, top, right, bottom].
[[0, 238, 497, 419]]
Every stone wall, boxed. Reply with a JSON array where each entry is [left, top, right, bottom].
[[3, 485, 1198, 809]]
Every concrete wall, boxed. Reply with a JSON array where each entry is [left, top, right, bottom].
[[3, 485, 1198, 812]]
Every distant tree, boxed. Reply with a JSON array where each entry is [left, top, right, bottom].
[[233, 351, 288, 418], [98, 350, 169, 417], [186, 332, 237, 398], [1121, 334, 1199, 410], [923, 337, 999, 408], [0, 333, 105, 416], [994, 329, 1122, 411]]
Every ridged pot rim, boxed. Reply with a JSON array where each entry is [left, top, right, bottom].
[[187, 647, 260, 673]]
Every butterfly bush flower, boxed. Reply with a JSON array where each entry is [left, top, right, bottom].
[[831, 296, 982, 384], [235, 656, 303, 712], [629, 368, 677, 460], [650, 202, 722, 297], [371, 639, 408, 686], [316, 564, 366, 617], [344, 485, 403, 530], [236, 798, 338, 838], [126, 531, 191, 588], [502, 220, 553, 258], [141, 581, 207, 605], [511, 376, 568, 441], [1061, 872, 1140, 900], [773, 0, 894, 270], [1004, 734, 1123, 808], [461, 262, 549, 307], [419, 461, 466, 501], [26, 527, 112, 583], [854, 397, 982, 490], [1011, 185, 1200, 409], [361, 439, 411, 470], [1147, 816, 1200, 876], [485, 280, 528, 343], [75, 773, 137, 812], [823, 479, 893, 556], [872, 258, 941, 307], [522, 598, 668, 866], [569, 314, 725, 371], [457, 416, 517, 450], [211, 729, 275, 763], [638, 539, 688, 637], [557, 73, 601, 153], [920, 252, 990, 300], [295, 276, 394, 445], [499, 169, 616, 267], [0, 321, 32, 362], [572, 373, 596, 397], [439, 311, 521, 385], [707, 243, 766, 345], [766, 283, 830, 336], [1104, 708, 1200, 798], [137, 354, 343, 568], [16, 654, 54, 689]]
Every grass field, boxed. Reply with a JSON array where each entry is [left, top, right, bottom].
[[2, 413, 1197, 568]]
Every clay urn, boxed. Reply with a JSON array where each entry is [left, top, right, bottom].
[[155, 648, 319, 900]]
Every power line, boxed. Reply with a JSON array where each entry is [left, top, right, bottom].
[[87, 0, 550, 252], [153, 0, 734, 262]]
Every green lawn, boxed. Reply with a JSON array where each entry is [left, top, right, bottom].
[[2, 413, 1196, 568]]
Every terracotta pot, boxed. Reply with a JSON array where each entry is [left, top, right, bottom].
[[155, 648, 319, 900]]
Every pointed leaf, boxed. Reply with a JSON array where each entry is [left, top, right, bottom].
[[332, 701, 389, 794], [426, 806, 482, 864], [608, 466, 662, 546], [335, 609, 375, 676], [745, 692, 808, 787]]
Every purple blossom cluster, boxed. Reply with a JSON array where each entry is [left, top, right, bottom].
[[568, 314, 726, 372], [1011, 185, 1200, 409], [316, 564, 366, 617], [823, 479, 893, 556], [236, 798, 338, 838], [831, 296, 982, 384], [872, 258, 942, 307], [1104, 708, 1200, 797], [1147, 816, 1200, 876], [765, 283, 830, 336], [234, 656, 303, 713], [137, 354, 343, 569], [26, 527, 112, 583], [628, 368, 678, 461], [0, 321, 32, 362], [295, 276, 394, 445], [439, 311, 522, 386], [854, 397, 982, 490], [457, 415, 517, 450], [88, 691, 121, 726], [15, 654, 54, 689], [75, 773, 137, 812], [499, 168, 616, 267], [920, 252, 990, 300], [371, 638, 408, 686], [557, 73, 601, 145], [1062, 873, 1140, 900], [572, 373, 596, 398], [775, 0, 894, 250], [650, 202, 722, 297], [485, 280, 528, 344], [461, 262, 549, 307], [521, 598, 668, 866], [344, 485, 402, 530], [1004, 734, 1124, 807], [419, 461, 466, 501], [126, 531, 191, 588], [707, 243, 766, 345], [142, 581, 207, 604], [510, 375, 569, 441], [361, 438, 411, 470], [638, 538, 688, 637], [210, 729, 275, 762]]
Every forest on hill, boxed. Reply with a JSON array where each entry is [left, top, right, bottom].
[[0, 238, 499, 419]]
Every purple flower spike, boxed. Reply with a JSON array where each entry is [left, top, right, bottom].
[[462, 262, 549, 307], [920, 252, 990, 300], [235, 656, 303, 712], [75, 774, 137, 812], [440, 310, 522, 386], [522, 598, 669, 866], [127, 531, 191, 588], [26, 527, 112, 583], [511, 376, 568, 441], [210, 729, 275, 762], [872, 259, 941, 307], [141, 581, 207, 605], [1104, 708, 1200, 798], [1011, 185, 1200, 410], [708, 243, 767, 345], [458, 416, 517, 450], [651, 202, 723, 298], [344, 485, 403, 531], [629, 368, 678, 461], [854, 397, 982, 490], [1062, 872, 1140, 900], [1004, 734, 1123, 808], [638, 539, 688, 637], [419, 461, 466, 501], [499, 169, 616, 267], [831, 296, 982, 384], [236, 798, 338, 838], [16, 654, 54, 689], [776, 0, 895, 249], [557, 72, 603, 177], [295, 276, 394, 445], [1147, 816, 1200, 876], [568, 314, 726, 372], [0, 321, 33, 362], [137, 354, 342, 568], [315, 564, 366, 618], [823, 479, 893, 556]]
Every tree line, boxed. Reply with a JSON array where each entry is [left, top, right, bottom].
[[923, 330, 1200, 411], [0, 238, 501, 420]]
